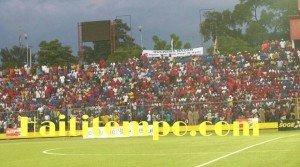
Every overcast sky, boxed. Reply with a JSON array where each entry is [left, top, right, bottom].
[[0, 0, 240, 53]]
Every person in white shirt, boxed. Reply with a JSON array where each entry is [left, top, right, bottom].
[[35, 90, 41, 99], [147, 112, 152, 124], [123, 95, 128, 104], [59, 75, 65, 84], [279, 39, 286, 49], [42, 65, 50, 74], [45, 114, 50, 121]]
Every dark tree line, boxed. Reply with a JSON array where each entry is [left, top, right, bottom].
[[200, 0, 299, 54]]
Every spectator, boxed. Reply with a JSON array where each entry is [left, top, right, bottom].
[[258, 107, 266, 123]]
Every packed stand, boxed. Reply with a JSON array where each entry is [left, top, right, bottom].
[[0, 39, 299, 132]]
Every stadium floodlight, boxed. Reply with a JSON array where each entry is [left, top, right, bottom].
[[199, 8, 214, 46], [138, 25, 143, 49], [138, 25, 142, 32]]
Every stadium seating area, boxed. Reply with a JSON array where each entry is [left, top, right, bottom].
[[0, 40, 299, 132]]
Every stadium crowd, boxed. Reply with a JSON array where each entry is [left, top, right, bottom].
[[0, 39, 299, 132]]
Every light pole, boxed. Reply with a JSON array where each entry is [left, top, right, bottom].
[[138, 25, 143, 49], [24, 33, 29, 66], [29, 46, 32, 68], [199, 8, 214, 46]]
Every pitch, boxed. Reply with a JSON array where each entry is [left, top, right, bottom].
[[0, 130, 299, 167]]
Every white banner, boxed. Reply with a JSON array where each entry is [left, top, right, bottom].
[[84, 125, 153, 139], [142, 47, 203, 58]]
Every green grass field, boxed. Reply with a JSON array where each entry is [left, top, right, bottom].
[[0, 130, 299, 167]]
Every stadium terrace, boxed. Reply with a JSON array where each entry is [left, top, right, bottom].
[[0, 39, 299, 135]]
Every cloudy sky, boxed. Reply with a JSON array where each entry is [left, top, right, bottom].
[[0, 0, 240, 53]]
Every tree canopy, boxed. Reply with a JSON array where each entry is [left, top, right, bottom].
[[83, 19, 140, 64], [37, 39, 77, 66], [107, 48, 142, 64], [0, 45, 27, 69], [152, 35, 169, 50], [200, 0, 299, 54], [152, 33, 192, 50], [114, 19, 135, 49]]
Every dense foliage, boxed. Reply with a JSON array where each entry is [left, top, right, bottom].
[[200, 0, 299, 54], [37, 40, 77, 66]]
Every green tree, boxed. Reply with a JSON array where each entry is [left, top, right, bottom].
[[84, 19, 139, 63], [107, 48, 142, 64], [231, 0, 297, 41], [0, 46, 27, 69], [200, 0, 299, 54], [37, 40, 77, 66], [152, 34, 192, 50], [214, 35, 255, 55], [245, 21, 268, 46], [93, 41, 111, 62], [83, 45, 97, 64], [170, 33, 183, 49], [263, 0, 299, 39], [114, 19, 135, 49], [152, 35, 169, 50], [201, 10, 241, 42], [183, 43, 192, 49]]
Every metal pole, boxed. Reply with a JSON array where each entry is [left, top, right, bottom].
[[24, 33, 29, 66], [26, 43, 28, 66], [78, 22, 83, 65], [138, 25, 143, 49], [140, 32, 143, 49], [29, 47, 32, 67], [18, 26, 22, 46]]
